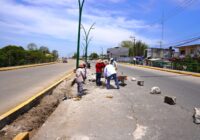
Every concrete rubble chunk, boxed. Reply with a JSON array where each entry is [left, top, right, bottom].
[[131, 77, 136, 81], [164, 96, 176, 105], [137, 81, 144, 86], [150, 87, 161, 94], [88, 75, 96, 82], [193, 108, 200, 124]]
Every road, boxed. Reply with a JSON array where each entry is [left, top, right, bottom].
[[0, 61, 75, 115], [118, 64, 200, 110], [117, 64, 200, 140], [31, 63, 200, 140], [32, 63, 200, 140]]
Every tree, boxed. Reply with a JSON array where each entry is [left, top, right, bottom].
[[0, 44, 57, 67], [120, 40, 134, 57], [121, 40, 148, 57], [52, 50, 59, 61], [72, 53, 77, 59], [39, 46, 50, 54], [121, 40, 133, 48], [134, 41, 148, 56], [27, 43, 38, 51], [0, 45, 26, 66], [89, 52, 99, 59]]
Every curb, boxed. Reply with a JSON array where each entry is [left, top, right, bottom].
[[0, 70, 74, 130], [13, 132, 29, 140], [120, 63, 200, 77], [0, 62, 58, 71]]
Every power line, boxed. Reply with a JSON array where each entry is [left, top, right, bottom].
[[173, 37, 200, 47], [164, 0, 196, 22], [164, 35, 200, 47], [154, 0, 198, 48], [150, 0, 197, 25], [164, 32, 200, 47]]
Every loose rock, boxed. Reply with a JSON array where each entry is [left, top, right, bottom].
[[164, 96, 176, 105], [131, 77, 136, 81], [193, 108, 200, 124], [106, 95, 113, 99], [137, 81, 144, 86], [88, 75, 96, 82], [150, 87, 161, 94]]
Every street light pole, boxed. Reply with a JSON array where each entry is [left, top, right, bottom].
[[76, 0, 85, 69], [81, 23, 95, 63]]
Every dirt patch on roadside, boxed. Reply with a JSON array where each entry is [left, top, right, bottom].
[[0, 79, 73, 140]]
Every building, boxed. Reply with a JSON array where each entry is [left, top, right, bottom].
[[146, 48, 171, 59], [107, 47, 129, 61], [176, 44, 200, 58]]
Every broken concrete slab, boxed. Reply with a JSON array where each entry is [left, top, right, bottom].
[[193, 108, 200, 124], [131, 77, 136, 81], [164, 96, 176, 105], [137, 81, 144, 86], [150, 87, 161, 94]]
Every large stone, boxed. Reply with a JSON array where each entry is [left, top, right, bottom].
[[88, 75, 96, 82], [150, 87, 161, 94], [131, 77, 136, 81], [193, 108, 200, 124], [137, 81, 144, 86], [164, 96, 176, 105]]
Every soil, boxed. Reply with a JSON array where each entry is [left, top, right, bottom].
[[0, 79, 73, 140]]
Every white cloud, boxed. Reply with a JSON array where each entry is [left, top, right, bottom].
[[0, 0, 159, 52]]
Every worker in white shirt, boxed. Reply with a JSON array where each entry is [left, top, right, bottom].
[[104, 61, 120, 89]]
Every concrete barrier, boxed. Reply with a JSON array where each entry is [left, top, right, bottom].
[[0, 71, 73, 130]]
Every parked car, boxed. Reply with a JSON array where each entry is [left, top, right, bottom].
[[62, 57, 68, 63]]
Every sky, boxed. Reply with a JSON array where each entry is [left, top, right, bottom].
[[0, 0, 200, 57]]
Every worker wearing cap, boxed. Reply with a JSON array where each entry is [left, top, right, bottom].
[[110, 58, 117, 70], [104, 61, 120, 89], [75, 64, 85, 96]]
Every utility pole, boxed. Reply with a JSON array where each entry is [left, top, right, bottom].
[[76, 0, 85, 69], [81, 23, 95, 63]]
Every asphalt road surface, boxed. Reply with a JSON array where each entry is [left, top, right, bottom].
[[118, 64, 200, 110], [117, 64, 200, 140], [32, 63, 200, 140], [0, 61, 75, 115]]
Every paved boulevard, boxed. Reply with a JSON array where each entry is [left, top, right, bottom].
[[0, 60, 75, 115]]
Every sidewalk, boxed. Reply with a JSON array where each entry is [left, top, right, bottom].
[[32, 69, 136, 140]]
